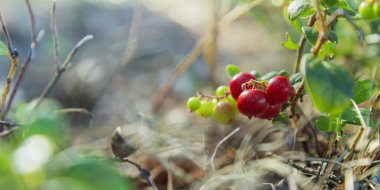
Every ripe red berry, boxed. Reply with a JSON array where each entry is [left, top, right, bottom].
[[237, 89, 268, 119], [229, 72, 256, 100], [266, 76, 293, 105], [257, 104, 282, 120]]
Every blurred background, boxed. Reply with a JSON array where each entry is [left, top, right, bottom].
[[0, 0, 294, 127], [1, 0, 380, 189]]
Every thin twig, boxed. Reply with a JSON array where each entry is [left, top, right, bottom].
[[122, 0, 141, 66], [55, 108, 94, 119], [0, 13, 19, 120], [293, 15, 316, 73], [4, 30, 45, 117], [152, 0, 264, 112], [51, 0, 61, 70], [0, 126, 18, 137], [0, 13, 14, 53], [4, 0, 41, 118], [35, 35, 93, 108], [119, 158, 159, 190], [345, 99, 368, 160], [203, 0, 218, 88], [290, 79, 305, 117], [210, 127, 240, 170]]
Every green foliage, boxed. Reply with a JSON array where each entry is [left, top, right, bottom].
[[0, 41, 8, 56], [0, 99, 133, 190], [353, 80, 378, 104], [301, 54, 354, 114], [282, 33, 298, 50], [302, 26, 318, 45], [287, 0, 314, 21], [226, 64, 241, 78]]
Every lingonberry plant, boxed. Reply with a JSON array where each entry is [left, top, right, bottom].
[[187, 0, 380, 188]]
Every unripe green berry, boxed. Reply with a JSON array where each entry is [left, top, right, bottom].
[[187, 97, 201, 112], [215, 85, 229, 97], [213, 101, 236, 124], [197, 100, 215, 118], [359, 1, 376, 20]]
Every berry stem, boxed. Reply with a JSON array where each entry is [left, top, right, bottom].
[[290, 79, 304, 118]]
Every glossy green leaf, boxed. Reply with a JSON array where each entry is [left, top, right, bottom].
[[353, 80, 378, 104], [316, 115, 341, 132], [282, 33, 298, 50], [301, 54, 354, 114], [321, 0, 340, 7], [326, 1, 356, 16], [0, 41, 8, 56], [250, 70, 261, 78], [288, 0, 314, 21], [302, 26, 318, 45], [226, 64, 241, 78]]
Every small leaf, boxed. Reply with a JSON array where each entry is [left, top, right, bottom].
[[316, 115, 342, 132], [282, 33, 298, 50], [326, 1, 356, 16], [0, 41, 8, 56], [316, 115, 331, 131], [318, 40, 337, 59], [353, 80, 378, 104], [226, 64, 241, 78], [288, 0, 314, 21], [289, 72, 303, 84], [301, 54, 354, 114], [302, 26, 318, 45], [260, 71, 278, 81], [250, 70, 261, 78], [342, 108, 374, 127]]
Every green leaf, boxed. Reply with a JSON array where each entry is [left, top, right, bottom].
[[0, 41, 8, 56], [326, 1, 356, 16], [316, 115, 331, 131], [226, 64, 241, 78], [62, 159, 133, 190], [289, 72, 303, 84], [353, 80, 378, 104], [287, 0, 314, 21], [316, 115, 342, 132], [317, 40, 337, 59], [250, 70, 261, 78], [301, 54, 354, 114], [342, 108, 374, 127], [302, 26, 318, 45], [321, 0, 340, 7], [282, 33, 298, 50], [272, 112, 289, 127], [260, 71, 278, 81]]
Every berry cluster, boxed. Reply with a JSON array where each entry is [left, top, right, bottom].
[[187, 87, 238, 124], [359, 1, 380, 20], [230, 72, 293, 120], [186, 64, 297, 124]]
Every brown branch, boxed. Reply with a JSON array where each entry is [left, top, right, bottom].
[[34, 35, 93, 108], [4, 0, 42, 119], [51, 0, 61, 70], [0, 12, 15, 54]]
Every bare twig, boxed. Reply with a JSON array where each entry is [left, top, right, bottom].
[[0, 126, 18, 137], [51, 0, 61, 70], [152, 0, 264, 112], [55, 108, 94, 119], [119, 158, 158, 190], [35, 35, 93, 108], [4, 30, 45, 116], [345, 99, 368, 160], [0, 13, 19, 120], [122, 0, 141, 66], [0, 13, 15, 53], [210, 127, 240, 170], [4, 0, 42, 118]]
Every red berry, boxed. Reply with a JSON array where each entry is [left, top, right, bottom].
[[266, 76, 293, 105], [229, 72, 256, 100], [257, 104, 282, 120], [237, 89, 269, 119]]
